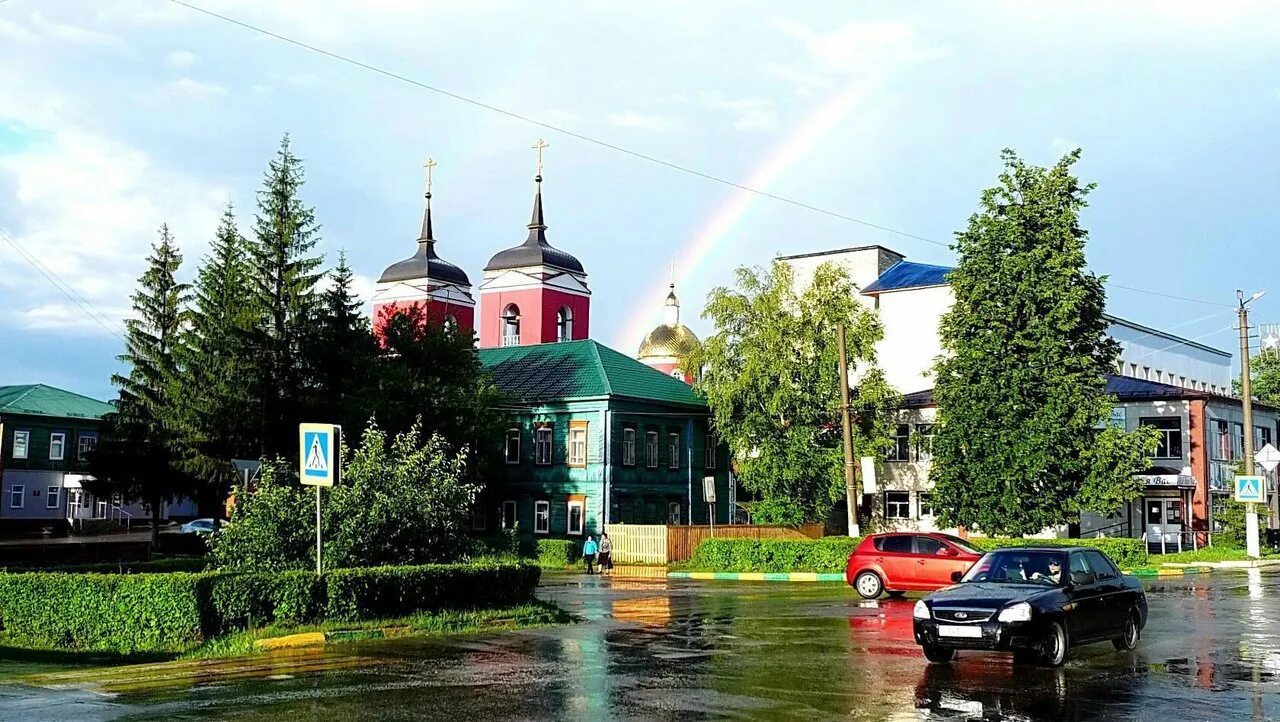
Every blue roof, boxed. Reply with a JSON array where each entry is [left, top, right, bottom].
[[860, 260, 953, 294], [1104, 375, 1194, 400]]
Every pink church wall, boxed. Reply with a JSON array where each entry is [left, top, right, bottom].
[[539, 289, 590, 342], [479, 287, 590, 348], [641, 360, 693, 384], [373, 299, 475, 343]]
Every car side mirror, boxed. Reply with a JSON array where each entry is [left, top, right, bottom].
[[1070, 571, 1095, 586], [950, 571, 963, 583], [938, 547, 958, 557]]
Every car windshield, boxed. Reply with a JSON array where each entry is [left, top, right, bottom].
[[936, 534, 983, 556], [960, 550, 1068, 586]]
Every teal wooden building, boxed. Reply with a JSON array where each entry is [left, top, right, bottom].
[[477, 340, 732, 539]]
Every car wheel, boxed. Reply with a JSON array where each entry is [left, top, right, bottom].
[[1112, 611, 1140, 651], [853, 570, 884, 599], [885, 590, 907, 599], [922, 645, 955, 664], [1040, 621, 1068, 667]]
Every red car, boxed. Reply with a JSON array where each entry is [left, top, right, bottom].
[[846, 532, 984, 599]]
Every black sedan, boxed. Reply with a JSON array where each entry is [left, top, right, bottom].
[[912, 546, 1147, 667]]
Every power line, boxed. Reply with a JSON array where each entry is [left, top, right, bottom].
[[0, 227, 126, 342], [167, 0, 1234, 311]]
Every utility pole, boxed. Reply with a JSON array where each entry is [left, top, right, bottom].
[[838, 324, 860, 537], [1239, 291, 1265, 558]]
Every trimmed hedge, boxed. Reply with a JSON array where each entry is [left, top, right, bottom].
[[970, 537, 1147, 570], [0, 562, 541, 653], [535, 539, 581, 568], [685, 537, 862, 573]]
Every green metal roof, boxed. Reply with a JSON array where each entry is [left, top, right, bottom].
[[0, 384, 115, 420], [479, 340, 706, 408]]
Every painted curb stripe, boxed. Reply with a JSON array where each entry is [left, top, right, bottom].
[[1124, 566, 1213, 577], [667, 571, 845, 582], [255, 632, 326, 650]]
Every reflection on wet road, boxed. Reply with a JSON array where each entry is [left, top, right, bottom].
[[3, 570, 1279, 720]]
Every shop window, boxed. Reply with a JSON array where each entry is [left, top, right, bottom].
[[884, 491, 910, 519], [567, 500, 584, 535], [622, 428, 636, 466], [887, 424, 910, 461], [1140, 418, 1182, 459], [535, 426, 553, 465], [534, 500, 550, 534], [505, 428, 521, 464]]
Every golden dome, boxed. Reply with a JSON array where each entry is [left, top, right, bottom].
[[638, 322, 700, 360]]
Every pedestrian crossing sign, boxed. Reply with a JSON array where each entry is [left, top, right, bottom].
[[299, 423, 340, 487], [1234, 475, 1265, 503]]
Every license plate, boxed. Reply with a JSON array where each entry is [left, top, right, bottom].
[[937, 624, 982, 638]]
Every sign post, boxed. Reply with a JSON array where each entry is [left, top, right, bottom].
[[1236, 474, 1266, 558], [300, 423, 341, 575], [703, 476, 717, 537]]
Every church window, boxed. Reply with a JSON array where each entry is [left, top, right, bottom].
[[645, 431, 659, 469], [502, 304, 521, 346], [556, 306, 573, 343], [505, 428, 521, 464], [443, 314, 458, 332], [622, 428, 636, 466], [535, 425, 553, 465], [671, 369, 683, 379]]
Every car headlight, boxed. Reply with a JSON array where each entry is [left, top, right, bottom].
[[997, 602, 1032, 622], [913, 600, 931, 620]]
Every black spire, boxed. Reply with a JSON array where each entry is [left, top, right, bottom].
[[524, 174, 547, 246], [419, 190, 435, 244]]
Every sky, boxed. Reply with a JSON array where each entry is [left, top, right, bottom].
[[1, 0, 1279, 400]]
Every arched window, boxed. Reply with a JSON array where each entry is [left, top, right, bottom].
[[443, 314, 458, 333], [502, 304, 521, 346], [556, 306, 573, 343]]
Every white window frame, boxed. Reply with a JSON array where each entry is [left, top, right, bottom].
[[77, 433, 97, 461], [502, 500, 517, 530], [534, 500, 550, 534], [49, 432, 66, 461], [918, 491, 935, 519], [888, 424, 910, 462], [668, 432, 680, 470], [704, 433, 717, 469], [884, 491, 910, 519], [9, 485, 24, 509], [622, 428, 636, 466], [12, 430, 29, 460], [1141, 417, 1183, 460], [568, 424, 587, 467], [668, 501, 682, 525], [567, 499, 585, 535], [915, 424, 934, 462], [556, 306, 573, 343], [535, 426, 553, 466], [46, 486, 60, 510], [645, 431, 659, 469], [505, 428, 521, 465]]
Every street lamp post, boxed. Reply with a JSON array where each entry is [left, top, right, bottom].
[[1239, 290, 1266, 558]]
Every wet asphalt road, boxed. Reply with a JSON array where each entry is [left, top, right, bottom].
[[2, 570, 1279, 721]]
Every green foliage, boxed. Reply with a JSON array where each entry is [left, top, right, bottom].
[[969, 537, 1148, 570], [1213, 495, 1250, 548], [1234, 352, 1280, 406], [0, 563, 540, 654], [211, 426, 477, 570], [246, 134, 326, 458], [534, 539, 581, 568], [684, 537, 862, 573], [0, 572, 205, 653], [90, 224, 194, 544], [303, 251, 380, 435], [689, 261, 894, 523], [930, 149, 1158, 536]]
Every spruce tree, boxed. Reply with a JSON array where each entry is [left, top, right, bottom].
[[304, 250, 378, 433], [90, 224, 192, 545], [174, 205, 258, 511], [929, 149, 1158, 536], [247, 135, 324, 457]]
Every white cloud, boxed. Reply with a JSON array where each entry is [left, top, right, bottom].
[[27, 12, 128, 50], [606, 111, 673, 131], [699, 92, 778, 132], [13, 302, 130, 335], [166, 77, 228, 99], [164, 50, 198, 68], [0, 17, 40, 44]]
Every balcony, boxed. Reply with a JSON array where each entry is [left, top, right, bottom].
[[501, 334, 521, 347]]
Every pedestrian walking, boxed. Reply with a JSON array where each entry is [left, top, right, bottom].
[[598, 532, 613, 575], [582, 535, 598, 575]]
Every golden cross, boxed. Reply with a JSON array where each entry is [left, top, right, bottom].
[[422, 158, 437, 194], [531, 139, 549, 176]]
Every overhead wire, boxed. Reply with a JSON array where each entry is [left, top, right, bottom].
[[0, 227, 127, 342]]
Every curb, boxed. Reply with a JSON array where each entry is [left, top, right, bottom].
[[667, 571, 845, 582], [1124, 566, 1213, 577], [254, 625, 413, 651]]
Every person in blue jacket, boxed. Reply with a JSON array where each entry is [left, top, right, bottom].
[[582, 535, 598, 574]]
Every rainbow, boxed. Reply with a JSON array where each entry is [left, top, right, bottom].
[[615, 79, 878, 352]]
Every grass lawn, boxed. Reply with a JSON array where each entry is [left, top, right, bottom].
[[1155, 546, 1280, 564]]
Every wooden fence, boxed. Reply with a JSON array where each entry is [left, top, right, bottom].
[[609, 523, 823, 564]]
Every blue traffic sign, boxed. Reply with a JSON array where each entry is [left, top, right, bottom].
[[299, 423, 339, 487], [1235, 475, 1266, 503]]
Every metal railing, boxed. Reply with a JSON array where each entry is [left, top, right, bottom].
[[1084, 520, 1131, 538], [109, 505, 133, 532], [1143, 530, 1211, 554], [501, 334, 521, 347]]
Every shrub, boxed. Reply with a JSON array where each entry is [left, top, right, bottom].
[[325, 562, 540, 620], [0, 572, 205, 653], [202, 571, 326, 634], [969, 537, 1147, 569], [534, 539, 580, 568], [685, 537, 861, 573]]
